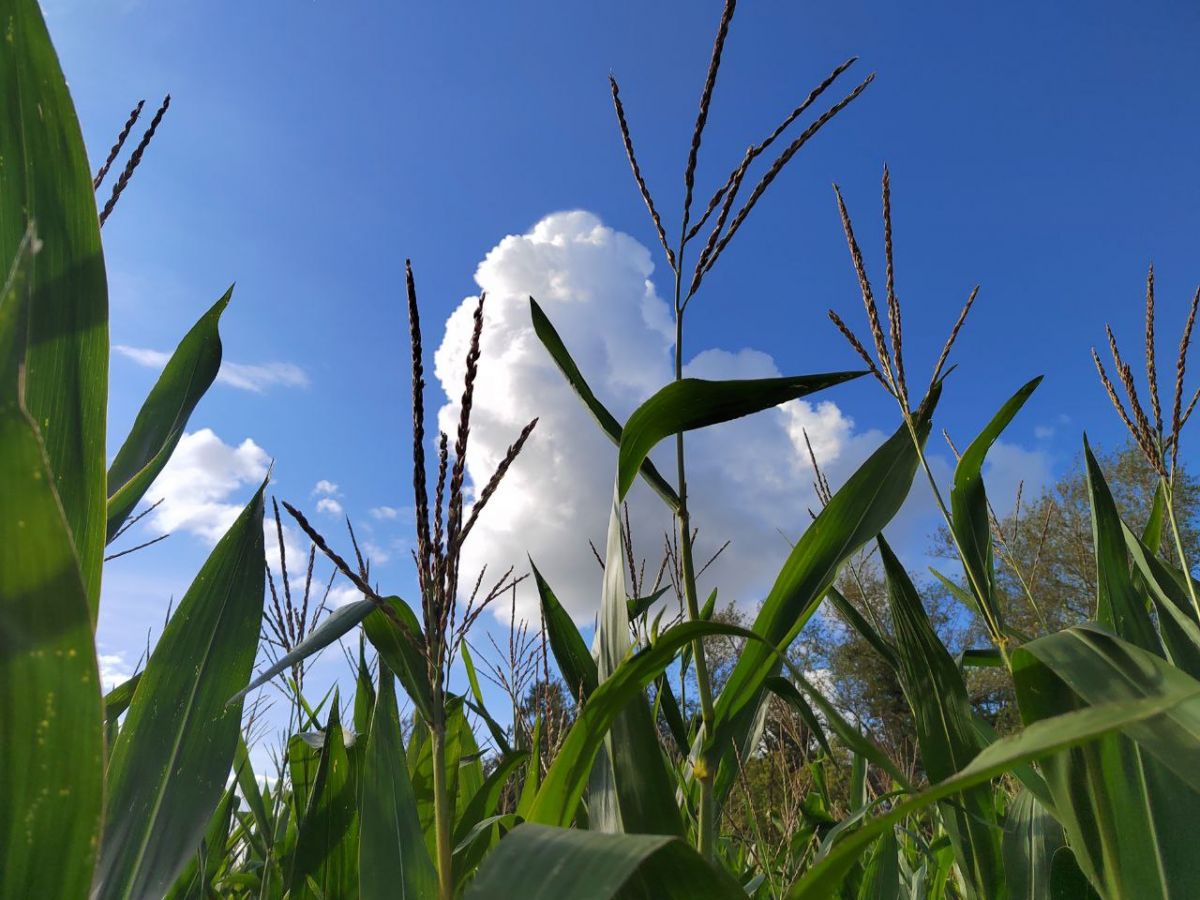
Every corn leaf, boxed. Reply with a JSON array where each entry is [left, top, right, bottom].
[[1001, 789, 1066, 900], [465, 823, 745, 899], [949, 377, 1041, 630], [289, 699, 359, 898], [0, 0, 109, 611], [617, 371, 862, 502], [528, 621, 757, 829], [878, 536, 1003, 898], [709, 387, 939, 807], [531, 558, 598, 701], [0, 233, 104, 899], [530, 297, 679, 508], [106, 288, 230, 542], [94, 483, 266, 900], [594, 486, 682, 836], [363, 595, 436, 724], [1083, 439, 1161, 653], [231, 597, 375, 704], [788, 680, 1200, 899], [360, 668, 437, 899], [1012, 625, 1200, 898]]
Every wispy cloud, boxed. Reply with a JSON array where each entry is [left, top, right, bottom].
[[114, 344, 309, 393], [369, 506, 400, 520]]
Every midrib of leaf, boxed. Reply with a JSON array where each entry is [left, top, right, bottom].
[[117, 536, 251, 900]]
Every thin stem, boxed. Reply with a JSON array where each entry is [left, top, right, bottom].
[[430, 695, 454, 900], [901, 412, 1011, 667], [672, 255, 718, 860]]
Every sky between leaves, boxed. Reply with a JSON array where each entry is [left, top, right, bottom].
[[39, 1, 1200, 709]]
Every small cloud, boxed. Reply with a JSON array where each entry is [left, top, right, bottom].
[[316, 497, 344, 516], [369, 506, 400, 520], [114, 345, 308, 394], [1034, 425, 1055, 440], [313, 480, 341, 496], [98, 652, 133, 691]]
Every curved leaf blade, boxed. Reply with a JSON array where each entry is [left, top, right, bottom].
[[618, 371, 862, 501], [709, 388, 939, 806], [360, 670, 437, 899], [94, 484, 266, 900], [106, 288, 231, 542], [1, 0, 109, 611], [465, 823, 744, 899], [0, 235, 104, 900], [529, 297, 679, 508], [949, 377, 1041, 628]]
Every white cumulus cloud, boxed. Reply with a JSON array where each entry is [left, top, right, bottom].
[[145, 428, 270, 543], [370, 506, 401, 520], [432, 211, 892, 624], [313, 480, 341, 496]]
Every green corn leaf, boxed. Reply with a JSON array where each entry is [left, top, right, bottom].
[[782, 658, 911, 791], [465, 823, 745, 899], [363, 595, 436, 725], [164, 786, 239, 900], [709, 387, 939, 808], [0, 232, 104, 899], [949, 377, 1041, 632], [360, 668, 438, 900], [516, 716, 543, 819], [826, 585, 898, 670], [788, 679, 1200, 899], [617, 371, 862, 502], [231, 597, 375, 704], [453, 750, 530, 880], [289, 698, 359, 899], [1083, 439, 1161, 653], [528, 621, 757, 829], [1143, 482, 1167, 552], [353, 634, 375, 737], [855, 826, 899, 900], [94, 483, 266, 900], [454, 751, 530, 847], [106, 288, 230, 543], [654, 672, 691, 758], [532, 558, 598, 701], [1123, 522, 1200, 678], [1001, 789, 1066, 900], [878, 536, 1003, 898], [1, 0, 109, 613], [529, 297, 679, 508], [594, 486, 683, 836], [1012, 625, 1200, 898], [103, 671, 140, 724], [233, 735, 273, 853], [628, 586, 671, 620], [764, 676, 832, 757]]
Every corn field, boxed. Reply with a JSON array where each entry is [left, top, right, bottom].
[[3, 0, 1200, 897]]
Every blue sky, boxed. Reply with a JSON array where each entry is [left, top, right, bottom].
[[42, 1, 1200, 732]]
